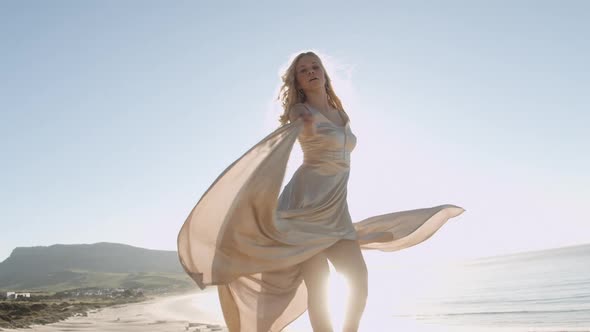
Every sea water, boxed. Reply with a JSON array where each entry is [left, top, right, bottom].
[[368, 244, 590, 331]]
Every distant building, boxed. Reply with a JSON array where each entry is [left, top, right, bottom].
[[6, 292, 31, 300]]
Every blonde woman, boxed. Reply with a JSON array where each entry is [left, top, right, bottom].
[[178, 51, 465, 332], [277, 52, 367, 332]]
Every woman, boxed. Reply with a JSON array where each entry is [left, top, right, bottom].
[[178, 51, 464, 332], [278, 53, 367, 332]]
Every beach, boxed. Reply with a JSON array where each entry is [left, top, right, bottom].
[[2, 288, 589, 332], [0, 289, 454, 332], [0, 290, 449, 332], [0, 290, 227, 332]]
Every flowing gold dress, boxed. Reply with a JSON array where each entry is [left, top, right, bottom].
[[177, 106, 465, 332]]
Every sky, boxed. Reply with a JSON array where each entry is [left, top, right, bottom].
[[1, 0, 589, 263]]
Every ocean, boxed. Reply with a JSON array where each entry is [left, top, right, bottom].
[[365, 244, 590, 331]]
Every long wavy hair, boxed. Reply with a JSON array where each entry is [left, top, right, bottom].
[[277, 51, 346, 125]]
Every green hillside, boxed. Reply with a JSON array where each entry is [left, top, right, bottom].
[[0, 243, 195, 292]]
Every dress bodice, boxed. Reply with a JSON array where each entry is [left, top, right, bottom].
[[298, 107, 357, 171]]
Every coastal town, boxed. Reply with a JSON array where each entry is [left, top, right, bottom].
[[1, 288, 144, 301]]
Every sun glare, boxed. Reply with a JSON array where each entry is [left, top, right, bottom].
[[327, 262, 349, 330]]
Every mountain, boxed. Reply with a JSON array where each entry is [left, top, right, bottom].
[[0, 243, 194, 292]]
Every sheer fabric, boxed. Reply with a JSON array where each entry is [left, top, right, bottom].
[[178, 111, 464, 331]]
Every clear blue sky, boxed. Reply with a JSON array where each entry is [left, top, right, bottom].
[[1, 1, 588, 262]]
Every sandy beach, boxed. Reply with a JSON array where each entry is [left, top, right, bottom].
[[4, 289, 584, 332], [0, 289, 447, 332], [0, 290, 428, 332], [0, 290, 227, 332], [0, 290, 493, 332]]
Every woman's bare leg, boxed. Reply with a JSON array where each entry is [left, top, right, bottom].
[[326, 240, 368, 332], [301, 252, 333, 332]]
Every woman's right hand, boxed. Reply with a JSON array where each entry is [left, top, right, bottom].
[[290, 104, 315, 135], [298, 108, 313, 124], [289, 104, 313, 124]]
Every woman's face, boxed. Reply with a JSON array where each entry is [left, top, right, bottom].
[[295, 55, 326, 92]]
